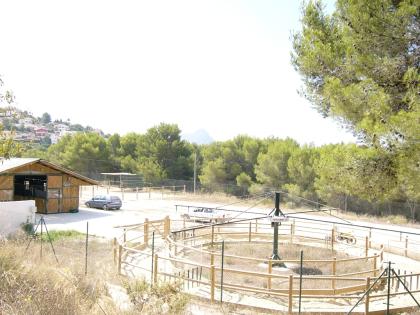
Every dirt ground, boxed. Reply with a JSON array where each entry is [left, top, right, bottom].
[[36, 189, 420, 314]]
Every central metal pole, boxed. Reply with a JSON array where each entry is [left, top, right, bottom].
[[272, 192, 280, 260], [271, 192, 285, 267]]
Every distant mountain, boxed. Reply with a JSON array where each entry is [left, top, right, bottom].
[[182, 129, 214, 145]]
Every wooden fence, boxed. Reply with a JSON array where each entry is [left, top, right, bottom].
[[114, 217, 420, 314]]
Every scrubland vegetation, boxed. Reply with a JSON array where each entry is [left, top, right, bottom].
[[0, 232, 189, 315]]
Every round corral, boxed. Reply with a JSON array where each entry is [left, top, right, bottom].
[[115, 216, 420, 314]]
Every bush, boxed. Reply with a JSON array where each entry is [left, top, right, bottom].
[[21, 221, 34, 235], [124, 279, 189, 314]]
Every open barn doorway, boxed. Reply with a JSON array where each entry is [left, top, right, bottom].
[[14, 175, 47, 212]]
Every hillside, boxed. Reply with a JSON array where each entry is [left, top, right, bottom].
[[0, 106, 103, 147]]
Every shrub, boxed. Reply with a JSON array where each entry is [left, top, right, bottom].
[[124, 279, 189, 314], [21, 220, 34, 235]]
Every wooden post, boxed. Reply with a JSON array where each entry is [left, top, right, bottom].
[[410, 272, 413, 291], [118, 244, 122, 275], [380, 244, 384, 262], [168, 236, 172, 253], [392, 268, 395, 287], [210, 265, 215, 303], [248, 222, 252, 242], [288, 275, 293, 315], [365, 236, 369, 257], [144, 219, 149, 244], [211, 225, 215, 247], [153, 254, 158, 284], [373, 255, 378, 277], [123, 228, 127, 243], [255, 219, 258, 233], [332, 257, 337, 291], [292, 220, 296, 236], [113, 237, 117, 265], [290, 221, 295, 243], [268, 260, 272, 290], [210, 253, 214, 266], [405, 236, 408, 257], [164, 216, 170, 238], [331, 228, 335, 251], [365, 277, 370, 315]]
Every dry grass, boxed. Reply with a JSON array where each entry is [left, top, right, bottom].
[[0, 232, 189, 315], [0, 237, 116, 315]]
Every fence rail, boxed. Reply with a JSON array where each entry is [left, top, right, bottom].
[[113, 216, 420, 314]]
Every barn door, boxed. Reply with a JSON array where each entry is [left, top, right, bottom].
[[0, 176, 13, 201], [47, 175, 63, 213]]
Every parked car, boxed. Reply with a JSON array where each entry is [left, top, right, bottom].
[[85, 195, 122, 210], [183, 207, 231, 223]]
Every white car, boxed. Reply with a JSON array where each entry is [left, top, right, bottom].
[[183, 207, 231, 223]]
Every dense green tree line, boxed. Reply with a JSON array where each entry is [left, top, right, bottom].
[[20, 126, 418, 221]]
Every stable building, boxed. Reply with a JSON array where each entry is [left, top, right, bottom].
[[0, 158, 97, 214]]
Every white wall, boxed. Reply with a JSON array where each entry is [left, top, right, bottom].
[[0, 200, 36, 237]]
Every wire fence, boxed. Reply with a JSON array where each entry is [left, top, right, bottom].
[[82, 171, 419, 222]]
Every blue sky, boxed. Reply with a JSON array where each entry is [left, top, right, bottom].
[[0, 0, 354, 145]]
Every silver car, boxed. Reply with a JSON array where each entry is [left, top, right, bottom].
[[85, 195, 122, 210]]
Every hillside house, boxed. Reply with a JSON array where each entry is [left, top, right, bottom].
[[18, 117, 33, 125], [34, 127, 48, 137], [0, 158, 97, 214], [54, 123, 70, 133]]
